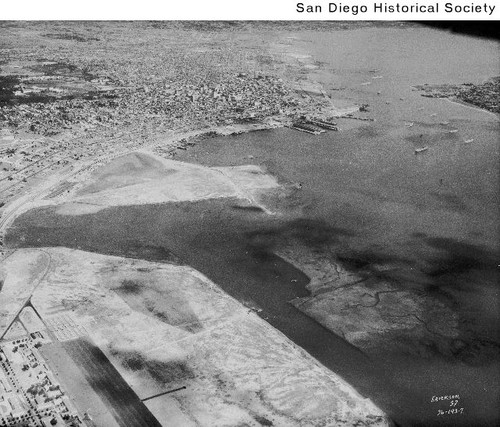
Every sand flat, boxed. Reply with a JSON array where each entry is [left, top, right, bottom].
[[55, 151, 280, 215]]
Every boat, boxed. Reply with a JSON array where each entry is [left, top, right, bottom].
[[464, 138, 474, 143], [415, 146, 429, 154], [341, 115, 375, 122]]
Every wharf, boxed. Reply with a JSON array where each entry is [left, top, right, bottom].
[[289, 122, 325, 135], [307, 119, 339, 130]]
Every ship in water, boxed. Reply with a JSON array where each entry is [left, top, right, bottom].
[[415, 146, 429, 154]]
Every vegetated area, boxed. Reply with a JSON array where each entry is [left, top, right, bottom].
[[414, 76, 500, 113]]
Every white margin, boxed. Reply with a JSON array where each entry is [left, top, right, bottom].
[[2, 0, 499, 21]]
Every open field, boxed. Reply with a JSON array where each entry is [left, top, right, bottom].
[[0, 150, 284, 222], [64, 151, 281, 214], [0, 249, 50, 337]]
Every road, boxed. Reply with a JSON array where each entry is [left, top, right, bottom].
[[0, 248, 52, 340]]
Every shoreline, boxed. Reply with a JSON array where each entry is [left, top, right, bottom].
[[443, 97, 500, 119]]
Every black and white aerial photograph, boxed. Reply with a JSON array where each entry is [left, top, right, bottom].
[[0, 20, 498, 427]]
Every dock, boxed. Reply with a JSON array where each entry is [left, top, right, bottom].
[[306, 118, 339, 131], [289, 122, 325, 135]]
